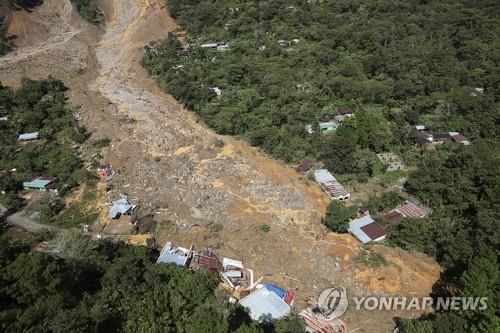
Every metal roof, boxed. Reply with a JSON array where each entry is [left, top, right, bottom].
[[223, 257, 243, 271], [239, 287, 291, 320], [157, 242, 191, 266], [109, 194, 136, 219], [348, 214, 386, 244], [314, 169, 335, 183], [18, 132, 39, 141], [23, 177, 56, 188], [320, 181, 349, 200], [395, 201, 428, 218]]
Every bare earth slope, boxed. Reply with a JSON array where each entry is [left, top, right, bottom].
[[0, 1, 440, 331]]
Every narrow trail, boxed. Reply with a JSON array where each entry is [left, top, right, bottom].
[[0, 1, 441, 330]]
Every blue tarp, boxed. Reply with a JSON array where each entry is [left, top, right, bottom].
[[264, 284, 286, 299]]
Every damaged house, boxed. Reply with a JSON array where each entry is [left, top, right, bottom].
[[108, 194, 136, 219], [157, 242, 193, 267]]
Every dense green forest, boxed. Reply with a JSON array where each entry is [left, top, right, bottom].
[[142, 0, 500, 332], [0, 230, 303, 332], [143, 0, 499, 173], [0, 78, 88, 209]]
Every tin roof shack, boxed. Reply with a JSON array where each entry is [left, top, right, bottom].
[[18, 132, 39, 141], [314, 169, 350, 201], [451, 133, 471, 145], [191, 247, 223, 272], [23, 176, 58, 193], [108, 194, 136, 219], [239, 286, 291, 321], [221, 257, 246, 288], [376, 153, 404, 172], [383, 201, 430, 225], [157, 242, 193, 267], [305, 122, 337, 134], [415, 125, 426, 131], [348, 214, 386, 244]]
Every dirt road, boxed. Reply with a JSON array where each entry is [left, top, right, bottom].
[[0, 1, 440, 331]]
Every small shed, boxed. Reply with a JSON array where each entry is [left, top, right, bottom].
[[314, 170, 350, 201], [383, 201, 430, 225], [23, 176, 57, 192], [191, 248, 223, 272], [18, 132, 39, 141], [348, 214, 386, 244], [239, 287, 291, 321], [339, 107, 355, 116], [415, 125, 425, 131], [451, 133, 471, 145]]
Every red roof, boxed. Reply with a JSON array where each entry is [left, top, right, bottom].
[[360, 223, 386, 240], [295, 160, 314, 174], [192, 251, 223, 271], [383, 211, 404, 225], [451, 134, 470, 144], [339, 107, 354, 115], [395, 202, 427, 218], [320, 180, 349, 200]]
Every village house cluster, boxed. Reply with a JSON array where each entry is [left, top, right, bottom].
[[156, 241, 295, 321]]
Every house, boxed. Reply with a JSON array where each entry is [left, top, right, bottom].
[[108, 194, 136, 219], [348, 214, 386, 244], [221, 257, 245, 287], [415, 125, 425, 131], [97, 164, 114, 181], [434, 132, 471, 145], [305, 122, 337, 134], [18, 132, 39, 141], [314, 169, 350, 201], [451, 133, 471, 145], [383, 201, 429, 225], [339, 107, 355, 116], [0, 116, 7, 121], [376, 153, 404, 172], [23, 176, 58, 192], [415, 133, 433, 145], [239, 286, 291, 320], [157, 242, 193, 267]]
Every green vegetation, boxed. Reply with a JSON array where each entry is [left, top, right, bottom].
[[0, 231, 304, 332], [142, 1, 500, 331], [0, 78, 88, 209], [40, 190, 99, 228], [91, 137, 111, 148], [0, 0, 42, 10], [322, 200, 357, 233], [70, 0, 101, 23], [259, 223, 270, 233], [353, 248, 388, 269], [143, 0, 499, 177], [0, 23, 12, 55]]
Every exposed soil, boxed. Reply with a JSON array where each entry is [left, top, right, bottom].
[[0, 1, 441, 331]]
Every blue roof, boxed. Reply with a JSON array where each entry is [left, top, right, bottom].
[[348, 214, 375, 244], [264, 284, 286, 299], [239, 287, 291, 320]]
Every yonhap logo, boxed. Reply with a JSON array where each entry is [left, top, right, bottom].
[[317, 286, 349, 318]]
